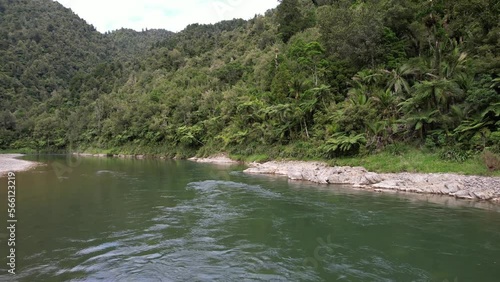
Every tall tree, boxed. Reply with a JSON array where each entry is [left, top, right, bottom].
[[276, 0, 305, 43]]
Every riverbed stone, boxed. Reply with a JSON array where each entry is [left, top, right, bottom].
[[453, 190, 474, 199], [444, 183, 461, 193], [288, 169, 303, 180], [361, 172, 383, 185], [473, 191, 494, 200], [372, 180, 401, 189]]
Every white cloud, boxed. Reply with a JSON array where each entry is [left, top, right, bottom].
[[54, 0, 278, 33]]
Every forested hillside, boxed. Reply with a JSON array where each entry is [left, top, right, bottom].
[[0, 0, 171, 149], [0, 0, 108, 106], [1, 0, 499, 165]]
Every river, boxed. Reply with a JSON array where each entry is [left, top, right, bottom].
[[1, 155, 500, 281]]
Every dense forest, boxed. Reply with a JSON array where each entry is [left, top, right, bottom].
[[0, 0, 499, 165]]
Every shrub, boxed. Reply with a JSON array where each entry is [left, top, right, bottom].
[[385, 143, 410, 156], [482, 150, 500, 171], [322, 132, 366, 158], [439, 148, 472, 162]]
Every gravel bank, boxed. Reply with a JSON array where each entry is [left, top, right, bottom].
[[0, 154, 40, 177], [188, 154, 240, 164]]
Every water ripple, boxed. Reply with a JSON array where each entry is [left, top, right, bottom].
[[76, 242, 121, 256], [187, 180, 281, 199]]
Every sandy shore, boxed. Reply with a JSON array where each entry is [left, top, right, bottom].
[[243, 161, 500, 203], [0, 154, 40, 177]]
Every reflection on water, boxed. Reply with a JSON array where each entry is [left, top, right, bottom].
[[0, 156, 499, 281]]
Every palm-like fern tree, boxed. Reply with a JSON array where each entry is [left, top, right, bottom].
[[382, 63, 416, 98], [322, 132, 367, 157], [454, 102, 500, 148], [398, 40, 470, 140], [411, 78, 464, 114], [402, 109, 439, 139]]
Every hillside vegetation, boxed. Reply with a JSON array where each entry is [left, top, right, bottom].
[[0, 0, 499, 172]]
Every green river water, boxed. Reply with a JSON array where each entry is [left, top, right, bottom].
[[1, 155, 500, 281]]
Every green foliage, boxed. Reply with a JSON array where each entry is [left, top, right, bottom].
[[439, 148, 472, 163], [215, 62, 247, 86], [318, 1, 386, 69], [276, 0, 312, 43], [454, 102, 500, 149], [322, 132, 366, 157], [384, 143, 410, 156]]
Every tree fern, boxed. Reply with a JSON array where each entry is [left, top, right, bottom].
[[322, 132, 366, 157]]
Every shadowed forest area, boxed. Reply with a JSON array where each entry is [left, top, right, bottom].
[[0, 0, 499, 171]]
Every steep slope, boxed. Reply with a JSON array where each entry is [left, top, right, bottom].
[[0, 0, 174, 108], [0, 0, 175, 148], [0, 0, 110, 105], [106, 28, 173, 60]]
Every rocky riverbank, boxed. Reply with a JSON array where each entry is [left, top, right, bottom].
[[244, 161, 500, 203], [0, 154, 40, 177]]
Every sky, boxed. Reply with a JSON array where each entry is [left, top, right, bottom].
[[54, 0, 279, 33]]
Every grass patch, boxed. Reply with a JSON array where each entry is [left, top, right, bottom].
[[243, 154, 270, 163], [328, 147, 500, 176]]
